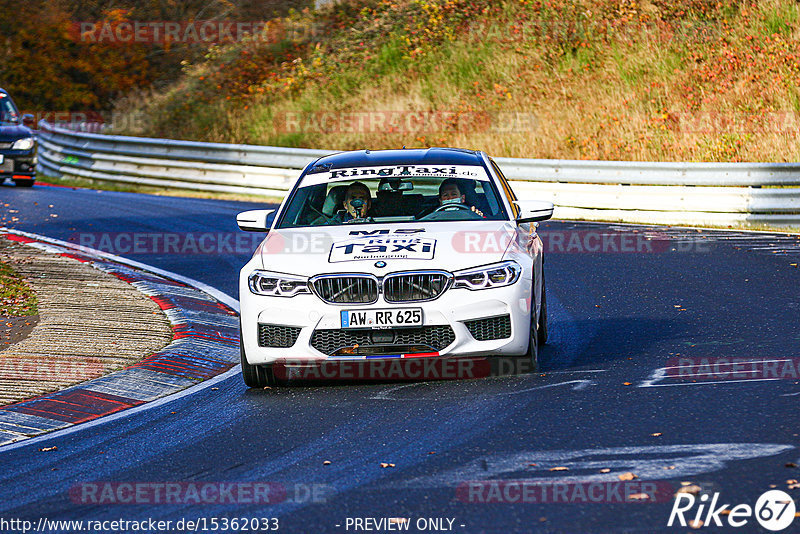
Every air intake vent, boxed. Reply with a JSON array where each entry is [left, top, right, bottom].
[[258, 324, 302, 348], [310, 326, 455, 356], [464, 315, 512, 341]]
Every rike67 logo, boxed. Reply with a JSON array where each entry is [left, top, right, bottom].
[[668, 490, 796, 531]]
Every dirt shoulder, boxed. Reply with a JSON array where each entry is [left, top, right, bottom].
[[0, 236, 173, 405]]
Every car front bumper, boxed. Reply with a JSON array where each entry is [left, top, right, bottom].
[[239, 267, 535, 365], [0, 148, 36, 178]]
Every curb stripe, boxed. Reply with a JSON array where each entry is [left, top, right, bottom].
[[0, 229, 242, 446]]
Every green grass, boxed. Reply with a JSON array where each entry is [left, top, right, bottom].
[[0, 257, 38, 317], [762, 2, 798, 36]]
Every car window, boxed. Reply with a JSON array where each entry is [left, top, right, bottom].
[[0, 93, 20, 124], [276, 164, 508, 228], [490, 158, 519, 218]]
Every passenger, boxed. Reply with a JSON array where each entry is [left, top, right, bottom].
[[337, 181, 373, 222]]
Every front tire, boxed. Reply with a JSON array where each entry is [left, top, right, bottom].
[[240, 324, 277, 388], [538, 273, 548, 345], [525, 310, 539, 373]]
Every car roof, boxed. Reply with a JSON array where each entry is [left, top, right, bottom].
[[308, 147, 484, 173]]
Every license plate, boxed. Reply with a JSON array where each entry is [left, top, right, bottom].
[[341, 308, 423, 329]]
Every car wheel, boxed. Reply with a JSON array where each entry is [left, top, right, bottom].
[[240, 323, 277, 388], [525, 306, 539, 373], [13, 178, 34, 188], [240, 342, 277, 387], [537, 273, 548, 345]]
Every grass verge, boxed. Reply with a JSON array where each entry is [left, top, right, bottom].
[[0, 255, 38, 317]]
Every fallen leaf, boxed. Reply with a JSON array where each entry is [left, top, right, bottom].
[[623, 382, 632, 386], [380, 462, 395, 468], [627, 493, 650, 500], [618, 472, 637, 481], [211, 387, 219, 391], [599, 468, 611, 473], [663, 466, 676, 470], [39, 446, 57, 452], [789, 484, 799, 490], [550, 467, 569, 472], [323, 460, 331, 465], [651, 433, 662, 437], [720, 510, 731, 516], [788, 479, 798, 484], [528, 463, 538, 466], [689, 519, 704, 529], [786, 463, 798, 468], [677, 485, 702, 495]]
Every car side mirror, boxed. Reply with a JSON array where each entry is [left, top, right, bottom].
[[514, 200, 554, 224], [237, 209, 275, 232], [22, 114, 35, 127]]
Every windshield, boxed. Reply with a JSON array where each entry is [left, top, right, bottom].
[[0, 93, 20, 124], [276, 164, 508, 228]]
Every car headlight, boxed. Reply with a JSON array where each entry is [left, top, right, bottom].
[[11, 137, 34, 150], [248, 271, 310, 297], [452, 261, 522, 290]]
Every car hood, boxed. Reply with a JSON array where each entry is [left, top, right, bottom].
[[0, 124, 33, 142], [254, 220, 522, 276]]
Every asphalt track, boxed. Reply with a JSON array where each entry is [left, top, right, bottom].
[[1, 183, 799, 533]]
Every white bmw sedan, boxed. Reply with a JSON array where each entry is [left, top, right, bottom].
[[237, 148, 553, 387]]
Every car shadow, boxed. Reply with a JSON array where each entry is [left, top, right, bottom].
[[242, 316, 681, 390]]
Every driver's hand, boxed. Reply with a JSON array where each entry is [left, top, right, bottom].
[[471, 206, 485, 218]]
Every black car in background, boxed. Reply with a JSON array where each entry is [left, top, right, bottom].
[[0, 89, 35, 187]]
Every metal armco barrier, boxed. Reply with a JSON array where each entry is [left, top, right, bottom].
[[36, 121, 800, 227]]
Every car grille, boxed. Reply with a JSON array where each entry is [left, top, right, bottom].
[[258, 324, 302, 348], [0, 142, 12, 150], [383, 271, 451, 302], [310, 326, 456, 356], [310, 275, 378, 304], [464, 315, 512, 341]]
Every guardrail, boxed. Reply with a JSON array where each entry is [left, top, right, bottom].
[[36, 121, 800, 227]]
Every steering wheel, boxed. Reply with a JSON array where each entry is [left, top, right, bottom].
[[433, 202, 472, 213]]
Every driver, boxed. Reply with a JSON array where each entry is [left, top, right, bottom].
[[438, 178, 484, 217], [337, 181, 373, 222]]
